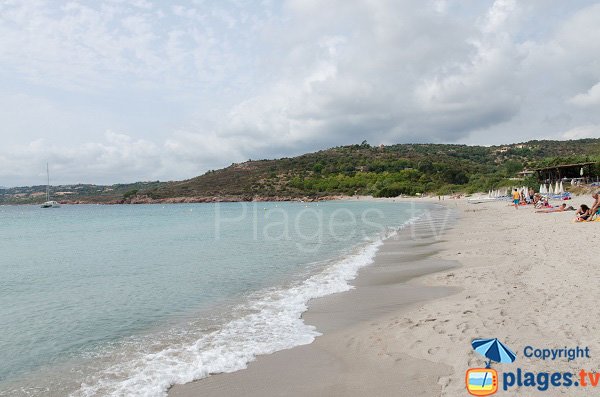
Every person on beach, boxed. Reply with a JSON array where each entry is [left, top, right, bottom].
[[575, 204, 591, 221], [512, 189, 520, 209], [537, 196, 553, 209], [536, 203, 575, 213], [590, 192, 600, 219], [529, 188, 535, 203]]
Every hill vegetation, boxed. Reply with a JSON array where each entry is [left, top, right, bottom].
[[147, 138, 600, 200], [0, 181, 164, 205], [1, 138, 599, 204]]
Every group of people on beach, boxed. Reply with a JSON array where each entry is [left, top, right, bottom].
[[516, 189, 600, 222], [511, 188, 545, 209]]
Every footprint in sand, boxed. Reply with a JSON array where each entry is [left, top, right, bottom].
[[427, 347, 439, 355], [456, 322, 470, 334]]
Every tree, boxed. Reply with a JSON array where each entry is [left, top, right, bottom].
[[123, 189, 139, 199]]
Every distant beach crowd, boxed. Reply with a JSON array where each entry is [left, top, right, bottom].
[[512, 188, 600, 222]]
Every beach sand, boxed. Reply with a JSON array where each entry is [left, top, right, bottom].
[[170, 197, 600, 396]]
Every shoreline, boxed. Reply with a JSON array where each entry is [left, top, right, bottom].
[[169, 203, 461, 396], [0, 194, 430, 206], [169, 195, 600, 396], [1, 199, 435, 396], [1, 194, 354, 206], [8, 195, 598, 395]]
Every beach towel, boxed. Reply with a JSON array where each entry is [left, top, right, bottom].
[[573, 216, 600, 223]]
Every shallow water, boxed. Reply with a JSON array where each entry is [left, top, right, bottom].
[[0, 201, 426, 396]]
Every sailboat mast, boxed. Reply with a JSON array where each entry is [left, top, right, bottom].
[[46, 163, 50, 202]]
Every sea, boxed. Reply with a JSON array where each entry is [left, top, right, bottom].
[[0, 200, 429, 396]]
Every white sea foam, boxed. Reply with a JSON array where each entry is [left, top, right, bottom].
[[73, 220, 418, 397]]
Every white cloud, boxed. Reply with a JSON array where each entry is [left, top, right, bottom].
[[1, 0, 600, 186], [482, 0, 517, 34], [568, 82, 600, 107], [562, 124, 600, 140], [0, 131, 164, 185]]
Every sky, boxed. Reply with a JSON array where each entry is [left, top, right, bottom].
[[1, 0, 599, 186]]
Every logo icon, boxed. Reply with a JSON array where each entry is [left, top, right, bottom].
[[466, 338, 517, 396], [466, 368, 498, 396]]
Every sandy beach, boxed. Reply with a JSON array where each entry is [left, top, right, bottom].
[[170, 197, 600, 396]]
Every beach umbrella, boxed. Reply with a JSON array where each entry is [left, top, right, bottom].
[[548, 184, 554, 194], [559, 181, 564, 194], [472, 338, 517, 367], [539, 184, 543, 193], [471, 338, 517, 389], [555, 181, 560, 194]]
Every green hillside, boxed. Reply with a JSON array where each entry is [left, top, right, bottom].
[[147, 138, 600, 200], [2, 138, 598, 204]]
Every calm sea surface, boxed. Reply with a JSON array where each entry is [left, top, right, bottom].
[[0, 201, 426, 396]]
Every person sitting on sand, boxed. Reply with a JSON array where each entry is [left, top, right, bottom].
[[535, 203, 575, 213], [576, 204, 591, 222], [535, 196, 551, 209], [590, 192, 600, 219]]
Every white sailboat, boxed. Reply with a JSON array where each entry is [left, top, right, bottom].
[[41, 163, 60, 208]]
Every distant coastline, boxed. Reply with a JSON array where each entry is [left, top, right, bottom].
[[63, 194, 349, 205], [0, 194, 351, 205], [2, 138, 599, 205]]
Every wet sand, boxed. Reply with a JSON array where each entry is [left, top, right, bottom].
[[170, 204, 459, 396]]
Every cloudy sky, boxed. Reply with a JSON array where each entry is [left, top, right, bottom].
[[1, 0, 599, 186]]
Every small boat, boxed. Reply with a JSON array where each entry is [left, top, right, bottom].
[[41, 200, 60, 208], [41, 163, 60, 208]]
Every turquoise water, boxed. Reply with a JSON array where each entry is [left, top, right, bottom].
[[0, 201, 425, 396]]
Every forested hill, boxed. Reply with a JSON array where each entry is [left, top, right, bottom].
[[1, 138, 599, 204], [146, 138, 600, 200]]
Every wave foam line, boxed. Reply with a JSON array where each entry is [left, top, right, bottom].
[[74, 217, 422, 397]]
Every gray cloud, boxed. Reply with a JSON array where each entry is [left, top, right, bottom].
[[0, 0, 599, 186]]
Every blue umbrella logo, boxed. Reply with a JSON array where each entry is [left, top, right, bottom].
[[471, 338, 516, 390]]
